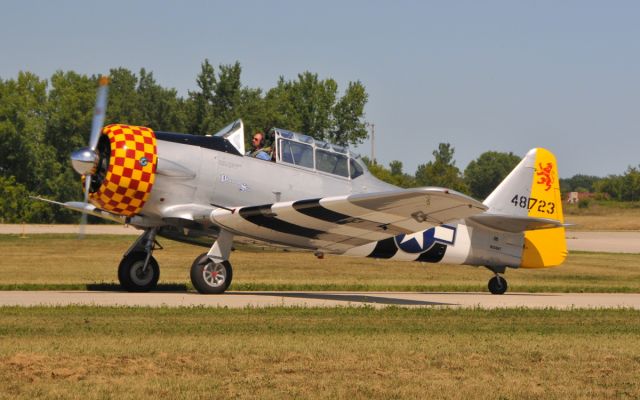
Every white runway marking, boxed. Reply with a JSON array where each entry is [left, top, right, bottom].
[[1, 291, 639, 309]]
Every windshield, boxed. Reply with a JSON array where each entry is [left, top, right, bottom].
[[213, 120, 241, 137]]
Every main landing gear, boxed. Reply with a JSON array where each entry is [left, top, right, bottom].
[[190, 230, 234, 294], [117, 228, 235, 294], [486, 266, 508, 295], [190, 254, 233, 294]]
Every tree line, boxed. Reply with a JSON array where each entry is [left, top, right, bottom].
[[560, 168, 640, 202], [0, 61, 636, 223]]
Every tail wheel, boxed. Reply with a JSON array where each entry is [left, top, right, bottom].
[[488, 275, 508, 295], [118, 251, 160, 292], [190, 253, 233, 294]]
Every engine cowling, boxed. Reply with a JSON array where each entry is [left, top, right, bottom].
[[87, 124, 158, 216]]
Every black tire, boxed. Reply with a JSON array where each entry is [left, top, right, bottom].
[[118, 251, 160, 292], [190, 253, 232, 294], [488, 275, 508, 295]]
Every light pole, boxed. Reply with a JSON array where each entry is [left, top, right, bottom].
[[365, 122, 375, 164]]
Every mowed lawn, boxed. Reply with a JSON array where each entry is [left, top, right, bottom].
[[0, 307, 638, 399], [0, 234, 639, 292], [564, 203, 640, 230]]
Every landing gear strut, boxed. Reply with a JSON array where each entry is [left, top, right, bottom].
[[118, 228, 160, 292]]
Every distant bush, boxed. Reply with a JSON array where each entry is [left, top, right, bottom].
[[578, 199, 591, 209]]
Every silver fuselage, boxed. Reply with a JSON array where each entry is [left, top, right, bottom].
[[144, 138, 397, 219]]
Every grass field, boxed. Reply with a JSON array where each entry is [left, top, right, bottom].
[[564, 202, 640, 230], [0, 307, 638, 399], [0, 234, 639, 293]]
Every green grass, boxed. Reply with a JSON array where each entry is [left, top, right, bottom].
[[565, 201, 640, 230], [0, 307, 638, 399], [1, 234, 639, 293]]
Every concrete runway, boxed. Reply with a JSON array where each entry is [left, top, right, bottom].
[[566, 231, 640, 253], [1, 291, 639, 309]]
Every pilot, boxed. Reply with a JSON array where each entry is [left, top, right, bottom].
[[247, 132, 271, 161]]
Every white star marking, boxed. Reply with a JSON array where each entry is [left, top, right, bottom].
[[400, 231, 424, 248]]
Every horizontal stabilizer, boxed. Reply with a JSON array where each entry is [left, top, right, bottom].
[[468, 213, 563, 233]]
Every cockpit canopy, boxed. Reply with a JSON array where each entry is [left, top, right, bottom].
[[272, 128, 364, 179], [213, 120, 366, 180]]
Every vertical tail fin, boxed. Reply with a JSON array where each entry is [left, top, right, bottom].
[[483, 148, 566, 268]]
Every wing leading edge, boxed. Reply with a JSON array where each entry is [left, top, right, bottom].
[[211, 188, 487, 253]]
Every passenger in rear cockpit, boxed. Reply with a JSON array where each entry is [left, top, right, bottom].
[[247, 132, 271, 161]]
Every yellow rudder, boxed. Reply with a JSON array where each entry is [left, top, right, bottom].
[[521, 148, 567, 268]]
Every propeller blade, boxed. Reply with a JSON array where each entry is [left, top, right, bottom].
[[76, 75, 109, 239], [88, 76, 109, 151], [78, 175, 92, 239], [79, 212, 88, 239]]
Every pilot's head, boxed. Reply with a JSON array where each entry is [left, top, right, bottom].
[[252, 132, 265, 149]]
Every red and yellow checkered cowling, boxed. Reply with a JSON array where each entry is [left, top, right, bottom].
[[89, 124, 158, 216]]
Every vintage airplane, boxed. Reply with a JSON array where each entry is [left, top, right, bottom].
[[37, 77, 567, 295]]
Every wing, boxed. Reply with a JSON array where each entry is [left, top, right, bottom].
[[30, 196, 126, 224], [211, 188, 487, 253]]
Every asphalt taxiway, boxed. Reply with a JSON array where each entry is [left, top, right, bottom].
[[1, 291, 639, 309]]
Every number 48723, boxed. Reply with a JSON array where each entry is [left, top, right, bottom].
[[510, 195, 555, 214]]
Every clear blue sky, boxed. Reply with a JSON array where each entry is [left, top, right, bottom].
[[2, 0, 639, 178]]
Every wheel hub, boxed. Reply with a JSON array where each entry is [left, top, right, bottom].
[[203, 261, 226, 288], [130, 262, 153, 286]]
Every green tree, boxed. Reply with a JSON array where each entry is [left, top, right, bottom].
[[211, 62, 242, 126], [415, 143, 468, 193], [0, 72, 60, 193], [0, 176, 33, 222], [620, 166, 640, 201], [107, 68, 142, 124], [390, 160, 403, 176], [560, 174, 601, 194], [0, 72, 64, 222], [137, 68, 186, 131], [264, 72, 368, 145], [464, 151, 520, 199], [262, 76, 301, 132], [186, 60, 262, 136], [329, 81, 368, 146], [186, 59, 216, 134], [362, 158, 416, 188], [591, 167, 640, 201], [46, 71, 96, 164]]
